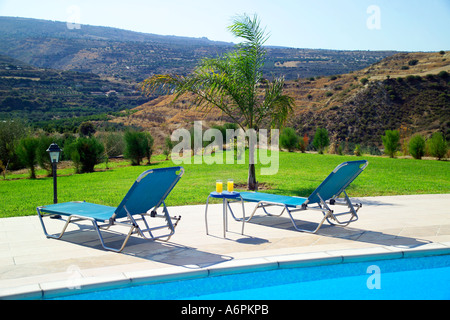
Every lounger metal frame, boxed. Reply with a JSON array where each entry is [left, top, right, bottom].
[[37, 167, 184, 253], [244, 190, 361, 234], [240, 161, 368, 234]]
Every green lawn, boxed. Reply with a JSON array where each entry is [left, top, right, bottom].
[[1, 151, 449, 218]]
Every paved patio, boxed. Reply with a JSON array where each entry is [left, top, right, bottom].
[[1, 193, 449, 299]]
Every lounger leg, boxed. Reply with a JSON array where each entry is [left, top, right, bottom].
[[92, 220, 137, 253], [37, 208, 76, 240], [205, 195, 211, 235], [223, 197, 227, 238], [126, 203, 179, 242], [240, 196, 245, 235], [323, 192, 359, 226], [286, 207, 330, 234]]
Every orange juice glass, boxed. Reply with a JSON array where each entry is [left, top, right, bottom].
[[216, 180, 223, 193], [227, 179, 234, 192]]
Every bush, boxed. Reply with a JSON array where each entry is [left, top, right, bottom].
[[0, 119, 28, 170], [381, 130, 400, 158], [280, 127, 299, 152], [409, 134, 426, 159], [124, 131, 154, 165], [427, 132, 448, 160], [78, 122, 96, 137], [96, 131, 125, 169], [15, 137, 40, 178], [354, 144, 362, 157], [299, 134, 309, 153], [360, 78, 369, 85], [438, 71, 449, 80], [36, 134, 55, 176], [163, 136, 174, 160], [313, 128, 330, 154], [66, 137, 105, 173], [144, 132, 154, 164]]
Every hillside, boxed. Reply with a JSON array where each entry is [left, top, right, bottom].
[[0, 54, 149, 131], [0, 16, 396, 81], [287, 51, 450, 146], [111, 52, 450, 149]]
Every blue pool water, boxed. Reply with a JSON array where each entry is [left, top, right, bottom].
[[54, 254, 450, 300]]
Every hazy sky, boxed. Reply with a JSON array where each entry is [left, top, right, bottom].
[[1, 0, 449, 51]]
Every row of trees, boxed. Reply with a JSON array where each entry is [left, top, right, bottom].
[[280, 127, 329, 154], [381, 130, 448, 160], [0, 119, 157, 179], [279, 125, 448, 160]]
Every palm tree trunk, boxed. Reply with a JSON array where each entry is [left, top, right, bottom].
[[248, 164, 257, 190]]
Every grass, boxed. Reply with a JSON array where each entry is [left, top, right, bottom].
[[1, 151, 449, 218]]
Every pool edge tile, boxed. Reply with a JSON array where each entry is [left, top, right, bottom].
[[402, 243, 450, 258], [207, 257, 278, 276], [326, 247, 404, 263], [41, 273, 131, 300], [266, 251, 342, 268], [0, 284, 42, 300], [125, 266, 209, 286]]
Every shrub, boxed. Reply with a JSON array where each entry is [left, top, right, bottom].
[[280, 127, 299, 152], [427, 132, 448, 160], [36, 134, 54, 176], [381, 130, 400, 158], [354, 144, 362, 157], [67, 137, 105, 173], [143, 132, 154, 164], [438, 71, 449, 80], [163, 136, 174, 160], [15, 137, 40, 178], [96, 131, 125, 169], [124, 131, 153, 165], [313, 128, 330, 154], [409, 134, 426, 159], [0, 119, 28, 170], [78, 121, 96, 137], [299, 134, 309, 153], [360, 78, 369, 85]]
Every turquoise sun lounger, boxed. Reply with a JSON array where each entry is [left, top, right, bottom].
[[37, 167, 184, 252], [240, 160, 368, 233]]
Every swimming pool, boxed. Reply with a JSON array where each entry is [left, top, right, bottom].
[[53, 253, 450, 300]]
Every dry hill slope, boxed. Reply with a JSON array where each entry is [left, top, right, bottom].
[[110, 51, 450, 149]]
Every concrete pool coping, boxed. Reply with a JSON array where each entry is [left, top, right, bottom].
[[1, 194, 450, 299], [2, 243, 450, 300]]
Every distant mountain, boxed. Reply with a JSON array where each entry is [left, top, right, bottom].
[[0, 16, 397, 81]]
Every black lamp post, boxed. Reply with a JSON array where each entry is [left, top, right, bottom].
[[46, 143, 62, 204]]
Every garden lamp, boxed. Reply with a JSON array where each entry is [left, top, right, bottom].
[[46, 143, 62, 206]]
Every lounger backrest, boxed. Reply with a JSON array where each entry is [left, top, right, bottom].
[[307, 160, 368, 204], [114, 166, 184, 218]]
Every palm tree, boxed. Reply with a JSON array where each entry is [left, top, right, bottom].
[[141, 14, 294, 190]]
